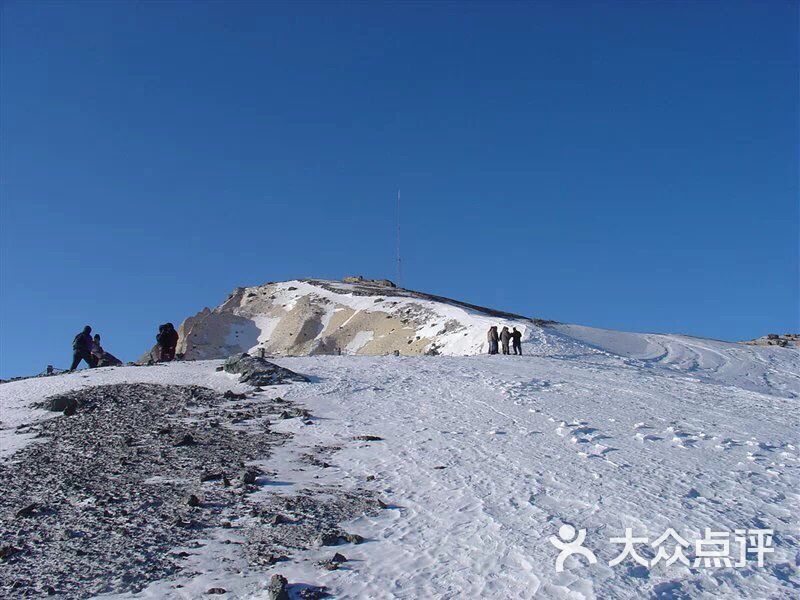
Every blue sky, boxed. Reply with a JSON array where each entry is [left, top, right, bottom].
[[1, 1, 797, 377]]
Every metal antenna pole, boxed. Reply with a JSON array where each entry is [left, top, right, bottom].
[[396, 189, 402, 287]]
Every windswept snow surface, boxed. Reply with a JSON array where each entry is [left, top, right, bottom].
[[1, 338, 798, 598]]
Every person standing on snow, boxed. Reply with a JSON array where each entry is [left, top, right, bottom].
[[156, 323, 179, 362], [511, 327, 523, 355], [500, 326, 511, 355], [70, 326, 96, 370], [487, 326, 499, 355]]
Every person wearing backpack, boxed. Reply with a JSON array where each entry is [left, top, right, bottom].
[[70, 326, 96, 370], [156, 323, 179, 361]]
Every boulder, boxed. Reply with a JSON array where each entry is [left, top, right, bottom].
[[267, 574, 289, 600], [223, 354, 308, 387]]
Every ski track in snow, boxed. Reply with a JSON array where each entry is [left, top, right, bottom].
[[1, 344, 798, 599]]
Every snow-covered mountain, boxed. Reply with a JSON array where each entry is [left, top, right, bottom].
[[175, 278, 550, 359], [176, 278, 797, 399], [2, 281, 798, 598]]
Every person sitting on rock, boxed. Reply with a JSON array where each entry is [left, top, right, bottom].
[[511, 327, 523, 355], [500, 326, 512, 355], [156, 323, 179, 362], [91, 333, 123, 367], [70, 325, 96, 370], [487, 326, 499, 355]]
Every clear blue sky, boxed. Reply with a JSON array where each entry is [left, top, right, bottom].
[[1, 1, 797, 377]]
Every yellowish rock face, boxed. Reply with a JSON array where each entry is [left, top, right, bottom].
[[175, 279, 537, 359]]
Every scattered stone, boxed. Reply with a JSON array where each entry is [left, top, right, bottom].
[[0, 544, 22, 560], [215, 366, 224, 372], [267, 574, 289, 600], [157, 425, 173, 435], [223, 390, 247, 400], [353, 435, 383, 442], [342, 532, 364, 544], [377, 498, 388, 509], [15, 503, 38, 518], [46, 395, 79, 413], [187, 495, 201, 507], [242, 467, 261, 485], [316, 531, 342, 547], [206, 588, 227, 595], [200, 471, 224, 483], [173, 433, 196, 447]]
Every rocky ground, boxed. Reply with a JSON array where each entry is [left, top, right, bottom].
[[0, 372, 380, 598]]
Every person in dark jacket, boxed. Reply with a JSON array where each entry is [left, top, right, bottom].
[[70, 326, 96, 370], [156, 323, 179, 362], [511, 327, 523, 355], [487, 326, 499, 355], [500, 326, 511, 355]]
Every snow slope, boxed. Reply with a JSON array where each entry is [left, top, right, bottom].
[[1, 338, 798, 598]]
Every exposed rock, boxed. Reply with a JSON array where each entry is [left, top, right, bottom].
[[187, 494, 201, 507], [353, 435, 383, 442], [224, 354, 309, 387], [267, 574, 289, 600], [743, 333, 799, 348], [206, 588, 227, 595], [15, 503, 38, 518], [173, 433, 196, 447], [242, 467, 262, 485]]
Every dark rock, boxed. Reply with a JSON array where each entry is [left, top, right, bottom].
[[267, 574, 289, 600], [63, 403, 77, 416], [215, 366, 224, 372], [353, 435, 383, 442], [223, 390, 247, 400], [206, 588, 227, 595], [0, 545, 22, 560], [242, 467, 261, 485], [46, 395, 79, 413], [316, 531, 343, 547], [15, 503, 38, 518], [377, 498, 388, 509], [173, 433, 196, 447], [223, 353, 309, 387], [331, 552, 347, 563], [187, 495, 201, 507], [342, 532, 364, 544], [266, 513, 289, 525], [200, 471, 224, 483]]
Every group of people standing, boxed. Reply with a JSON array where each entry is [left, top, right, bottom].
[[487, 326, 523, 355], [69, 322, 180, 370]]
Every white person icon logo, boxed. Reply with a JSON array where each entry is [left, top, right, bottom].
[[549, 524, 598, 572]]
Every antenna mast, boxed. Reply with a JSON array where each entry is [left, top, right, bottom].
[[396, 189, 402, 287]]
